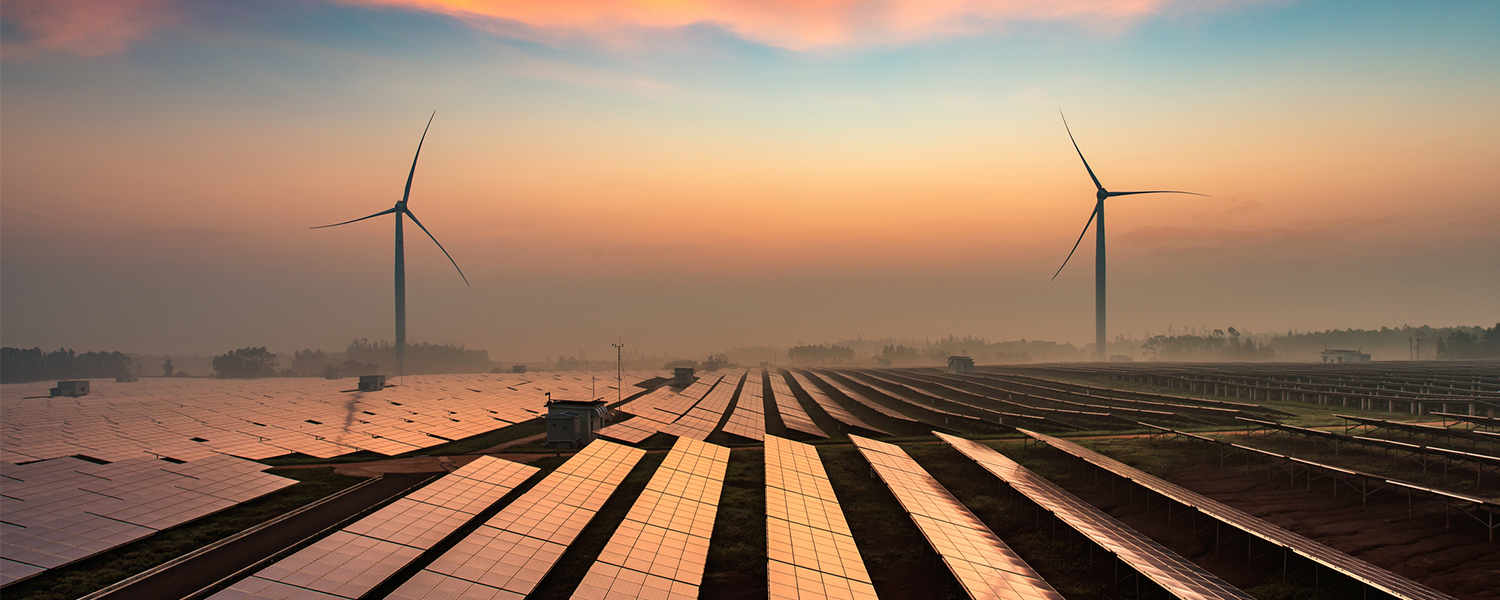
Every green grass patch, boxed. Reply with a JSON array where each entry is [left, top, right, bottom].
[[700, 449, 768, 599], [2, 468, 366, 600]]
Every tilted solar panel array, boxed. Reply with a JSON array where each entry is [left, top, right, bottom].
[[805, 371, 918, 424], [785, 371, 888, 435], [661, 371, 746, 441], [572, 437, 730, 599], [767, 372, 826, 438], [1, 454, 294, 585], [850, 435, 1064, 600], [937, 432, 1255, 600], [722, 370, 767, 441], [0, 372, 661, 464], [597, 375, 725, 444], [1019, 429, 1460, 600], [388, 440, 646, 600], [764, 435, 877, 600], [208, 456, 538, 600]]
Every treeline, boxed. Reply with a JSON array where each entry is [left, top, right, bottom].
[[1437, 323, 1500, 359], [1264, 324, 1498, 361], [0, 348, 134, 383], [788, 344, 855, 365], [1141, 328, 1276, 361]]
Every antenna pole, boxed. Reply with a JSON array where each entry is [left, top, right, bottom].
[[612, 339, 625, 404]]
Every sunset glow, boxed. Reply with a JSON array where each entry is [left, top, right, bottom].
[[2, 0, 1497, 360]]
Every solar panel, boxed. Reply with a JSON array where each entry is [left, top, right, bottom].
[[767, 372, 826, 438], [937, 432, 1254, 600], [571, 437, 730, 599], [763, 435, 877, 600], [849, 435, 1063, 600], [1, 454, 295, 583], [661, 371, 746, 441], [209, 456, 538, 600], [802, 371, 916, 423], [722, 369, 767, 441], [389, 440, 646, 600], [786, 371, 889, 436], [1019, 429, 1460, 600]]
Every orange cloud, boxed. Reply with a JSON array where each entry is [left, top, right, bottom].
[[2, 0, 180, 56], [342, 0, 1217, 50]]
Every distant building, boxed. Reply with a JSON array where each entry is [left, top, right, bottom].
[[1321, 349, 1370, 363], [673, 367, 695, 388], [512, 365, 528, 373], [946, 356, 974, 374], [545, 398, 608, 448], [358, 375, 386, 391], [50, 380, 89, 397]]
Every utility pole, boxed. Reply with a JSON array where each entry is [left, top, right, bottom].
[[612, 339, 625, 405]]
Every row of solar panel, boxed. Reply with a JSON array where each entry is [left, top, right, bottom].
[[2, 454, 296, 585], [1, 371, 662, 464]]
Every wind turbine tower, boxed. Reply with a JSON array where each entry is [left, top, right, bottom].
[[313, 113, 469, 378], [1051, 112, 1205, 360]]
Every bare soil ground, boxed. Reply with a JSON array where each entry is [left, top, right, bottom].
[[1168, 458, 1500, 600]]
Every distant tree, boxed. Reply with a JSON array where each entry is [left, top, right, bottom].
[[1438, 323, 1500, 359], [788, 344, 855, 365], [1, 347, 132, 383], [212, 347, 279, 378], [340, 359, 380, 377], [163, 357, 174, 377], [290, 349, 330, 376], [663, 359, 698, 369]]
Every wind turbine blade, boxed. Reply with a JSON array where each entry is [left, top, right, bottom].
[[310, 207, 398, 229], [1051, 207, 1098, 281], [1060, 111, 1103, 191], [403, 208, 469, 286], [1107, 190, 1209, 197], [402, 111, 436, 204]]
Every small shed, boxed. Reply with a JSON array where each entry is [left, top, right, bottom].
[[545, 399, 608, 448], [50, 380, 90, 397], [358, 375, 387, 391], [946, 356, 974, 374], [673, 367, 695, 388], [1321, 349, 1371, 363]]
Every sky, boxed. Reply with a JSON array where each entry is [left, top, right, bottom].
[[2, 0, 1497, 362]]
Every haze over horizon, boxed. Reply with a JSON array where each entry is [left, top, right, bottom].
[[3, 0, 1497, 362]]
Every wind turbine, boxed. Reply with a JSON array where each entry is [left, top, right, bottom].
[[1051, 112, 1205, 361], [313, 112, 468, 378]]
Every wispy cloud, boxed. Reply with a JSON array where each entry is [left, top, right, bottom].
[[338, 0, 1256, 51], [2, 0, 181, 57]]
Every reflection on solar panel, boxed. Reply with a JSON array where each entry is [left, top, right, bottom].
[[661, 371, 746, 441], [764, 435, 877, 600], [849, 435, 1062, 600], [0, 454, 294, 585], [571, 437, 730, 599], [722, 370, 766, 441], [598, 375, 729, 444], [388, 440, 646, 600], [0, 372, 664, 465], [936, 432, 1254, 600], [208, 457, 538, 600], [1019, 429, 1460, 600], [786, 371, 888, 436], [768, 372, 826, 438], [805, 371, 917, 423]]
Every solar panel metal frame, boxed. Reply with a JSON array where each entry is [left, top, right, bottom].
[[1018, 428, 1461, 600], [850, 434, 1063, 600], [937, 432, 1255, 600]]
